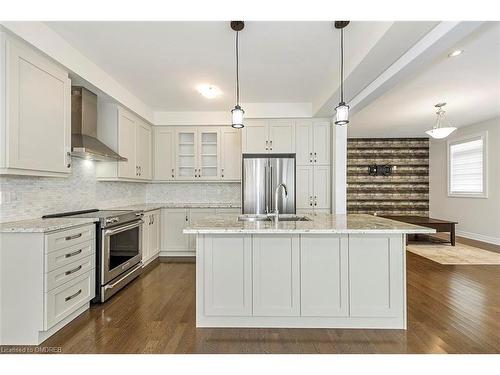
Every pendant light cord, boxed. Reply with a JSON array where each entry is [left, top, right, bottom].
[[340, 27, 344, 103], [236, 31, 240, 106]]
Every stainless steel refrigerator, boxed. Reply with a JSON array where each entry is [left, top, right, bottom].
[[242, 153, 296, 215]]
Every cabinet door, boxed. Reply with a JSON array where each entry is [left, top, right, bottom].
[[349, 234, 405, 317], [175, 128, 197, 180], [136, 121, 152, 180], [295, 120, 313, 166], [296, 166, 314, 210], [148, 210, 161, 258], [252, 235, 300, 316], [268, 119, 295, 153], [189, 209, 217, 251], [242, 120, 268, 153], [204, 235, 252, 316], [313, 165, 331, 210], [154, 127, 175, 180], [161, 209, 190, 253], [117, 108, 137, 179], [6, 38, 71, 174], [220, 127, 242, 180], [301, 235, 348, 317], [313, 121, 331, 165], [142, 216, 151, 263], [198, 128, 220, 180]]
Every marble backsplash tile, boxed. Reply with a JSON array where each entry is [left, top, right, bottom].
[[0, 158, 242, 223]]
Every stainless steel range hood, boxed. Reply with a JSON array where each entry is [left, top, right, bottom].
[[71, 86, 127, 162]]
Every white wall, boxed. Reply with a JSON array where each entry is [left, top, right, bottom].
[[429, 116, 500, 245]]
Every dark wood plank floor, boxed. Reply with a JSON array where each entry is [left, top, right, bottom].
[[22, 252, 500, 353]]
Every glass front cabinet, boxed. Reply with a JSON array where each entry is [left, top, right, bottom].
[[175, 128, 220, 181]]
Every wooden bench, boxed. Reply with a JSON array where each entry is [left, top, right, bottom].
[[381, 216, 458, 246]]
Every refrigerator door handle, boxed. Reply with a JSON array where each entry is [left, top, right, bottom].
[[264, 164, 269, 214]]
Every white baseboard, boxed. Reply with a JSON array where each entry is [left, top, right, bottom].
[[159, 251, 195, 257], [456, 230, 500, 245]]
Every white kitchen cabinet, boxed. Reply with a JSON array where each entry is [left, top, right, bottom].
[[202, 235, 252, 316], [136, 120, 152, 180], [296, 165, 331, 212], [252, 235, 300, 316], [242, 119, 295, 154], [161, 209, 190, 255], [0, 224, 95, 344], [142, 209, 161, 265], [96, 105, 153, 181], [295, 119, 330, 166], [300, 235, 348, 317], [220, 127, 241, 180], [153, 127, 175, 180], [349, 234, 405, 318], [0, 32, 72, 177]]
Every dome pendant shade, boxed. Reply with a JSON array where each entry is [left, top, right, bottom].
[[335, 102, 350, 125], [231, 105, 244, 129], [425, 103, 456, 139]]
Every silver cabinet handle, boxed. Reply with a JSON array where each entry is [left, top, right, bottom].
[[65, 265, 82, 276], [185, 214, 188, 222], [171, 168, 174, 178], [309, 196, 313, 207], [65, 249, 83, 258], [65, 233, 82, 241], [269, 140, 273, 151], [65, 289, 82, 302], [265, 140, 269, 150], [66, 152, 71, 168], [309, 152, 312, 163], [314, 196, 317, 206], [221, 168, 224, 178], [314, 152, 317, 162]]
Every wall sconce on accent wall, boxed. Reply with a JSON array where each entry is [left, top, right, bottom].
[[368, 164, 393, 176]]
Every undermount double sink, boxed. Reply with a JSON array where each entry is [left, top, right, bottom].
[[238, 214, 311, 222]]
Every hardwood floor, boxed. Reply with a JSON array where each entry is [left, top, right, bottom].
[[20, 252, 500, 353]]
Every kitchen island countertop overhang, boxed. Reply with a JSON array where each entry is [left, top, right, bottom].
[[184, 213, 435, 330]]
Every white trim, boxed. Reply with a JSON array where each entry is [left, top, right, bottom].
[[456, 230, 500, 246], [447, 131, 488, 198], [159, 251, 195, 257]]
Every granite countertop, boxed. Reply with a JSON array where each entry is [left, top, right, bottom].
[[183, 213, 437, 234], [0, 217, 98, 233], [111, 202, 241, 212]]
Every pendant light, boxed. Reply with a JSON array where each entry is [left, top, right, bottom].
[[230, 21, 245, 129], [334, 21, 350, 126], [425, 103, 457, 139]]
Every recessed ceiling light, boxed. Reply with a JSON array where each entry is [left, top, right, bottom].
[[196, 84, 221, 99], [448, 50, 464, 58]]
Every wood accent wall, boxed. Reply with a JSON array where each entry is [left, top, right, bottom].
[[347, 138, 429, 216]]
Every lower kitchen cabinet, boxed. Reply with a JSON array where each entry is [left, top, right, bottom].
[[142, 209, 161, 265], [0, 224, 95, 345], [252, 235, 300, 317], [300, 235, 348, 317]]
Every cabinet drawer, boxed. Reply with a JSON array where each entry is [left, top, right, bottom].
[[44, 271, 95, 330], [45, 224, 95, 254], [45, 255, 95, 292], [46, 240, 95, 272]]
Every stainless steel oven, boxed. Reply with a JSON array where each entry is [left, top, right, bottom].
[[102, 219, 143, 284]]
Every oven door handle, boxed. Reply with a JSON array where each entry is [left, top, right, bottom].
[[103, 220, 143, 237]]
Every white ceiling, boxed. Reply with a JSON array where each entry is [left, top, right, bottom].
[[349, 22, 500, 137], [45, 21, 397, 112]]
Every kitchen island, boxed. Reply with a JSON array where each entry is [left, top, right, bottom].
[[184, 213, 435, 330]]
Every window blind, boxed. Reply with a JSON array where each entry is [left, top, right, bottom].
[[449, 138, 484, 194]]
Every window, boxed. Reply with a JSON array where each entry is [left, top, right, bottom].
[[447, 132, 487, 198]]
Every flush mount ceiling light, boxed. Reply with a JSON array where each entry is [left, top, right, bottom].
[[425, 103, 457, 139], [448, 49, 464, 58], [334, 21, 350, 126], [230, 21, 245, 129], [197, 84, 221, 99]]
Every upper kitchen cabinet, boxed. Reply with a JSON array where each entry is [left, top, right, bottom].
[[296, 119, 331, 166], [96, 105, 152, 181], [220, 127, 241, 181], [242, 119, 295, 154], [154, 126, 239, 182], [0, 33, 72, 177], [154, 127, 175, 180]]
